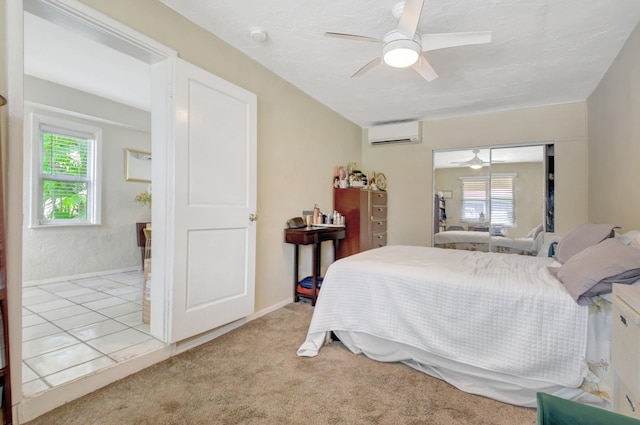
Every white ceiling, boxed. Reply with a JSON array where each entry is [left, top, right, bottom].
[[157, 0, 640, 127], [24, 12, 152, 112], [24, 1, 640, 128], [433, 145, 544, 169]]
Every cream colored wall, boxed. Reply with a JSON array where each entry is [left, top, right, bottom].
[[73, 0, 362, 312], [5, 0, 360, 318], [362, 102, 589, 246], [587, 22, 640, 231], [3, 1, 361, 418], [435, 162, 544, 238], [22, 77, 153, 281]]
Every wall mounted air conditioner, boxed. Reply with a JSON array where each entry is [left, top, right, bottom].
[[367, 121, 422, 146]]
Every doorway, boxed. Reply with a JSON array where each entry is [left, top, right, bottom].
[[16, 0, 175, 410], [11, 2, 257, 421], [20, 0, 172, 399]]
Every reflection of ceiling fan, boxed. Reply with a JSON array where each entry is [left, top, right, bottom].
[[324, 0, 492, 82], [451, 149, 504, 169]]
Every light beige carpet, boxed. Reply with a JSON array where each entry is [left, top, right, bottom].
[[26, 302, 536, 425]]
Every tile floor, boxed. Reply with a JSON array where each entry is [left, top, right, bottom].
[[22, 270, 166, 397]]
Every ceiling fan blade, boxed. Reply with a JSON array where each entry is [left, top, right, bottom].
[[352, 57, 383, 78], [421, 31, 492, 52], [324, 32, 382, 43], [411, 55, 438, 82], [397, 0, 424, 39]]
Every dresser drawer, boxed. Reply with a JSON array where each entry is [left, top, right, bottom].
[[615, 375, 640, 419], [371, 191, 387, 206], [371, 205, 387, 220], [371, 232, 387, 248], [371, 219, 387, 233], [612, 297, 640, 400]]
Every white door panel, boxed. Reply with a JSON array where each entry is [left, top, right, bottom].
[[187, 80, 248, 207], [159, 57, 256, 342]]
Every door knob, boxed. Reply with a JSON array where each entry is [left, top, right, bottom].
[[249, 213, 258, 222]]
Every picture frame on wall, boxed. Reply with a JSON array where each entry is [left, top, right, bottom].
[[125, 148, 152, 183]]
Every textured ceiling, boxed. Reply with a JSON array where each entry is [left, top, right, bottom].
[[158, 0, 640, 127]]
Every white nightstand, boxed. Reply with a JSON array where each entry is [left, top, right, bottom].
[[612, 284, 640, 419]]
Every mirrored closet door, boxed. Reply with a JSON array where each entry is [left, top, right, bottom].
[[433, 144, 553, 255]]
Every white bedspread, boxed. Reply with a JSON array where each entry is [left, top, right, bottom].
[[434, 230, 535, 252], [298, 245, 589, 387]]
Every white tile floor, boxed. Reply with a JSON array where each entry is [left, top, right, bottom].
[[22, 270, 166, 397]]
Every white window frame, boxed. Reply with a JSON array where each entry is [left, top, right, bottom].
[[460, 174, 516, 226], [28, 112, 102, 227]]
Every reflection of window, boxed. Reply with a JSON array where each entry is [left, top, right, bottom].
[[31, 114, 101, 226], [461, 175, 515, 225]]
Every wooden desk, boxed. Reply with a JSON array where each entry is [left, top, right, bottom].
[[284, 226, 345, 306], [136, 222, 151, 268]]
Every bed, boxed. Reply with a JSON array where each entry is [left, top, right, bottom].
[[298, 225, 640, 408], [434, 230, 537, 255]]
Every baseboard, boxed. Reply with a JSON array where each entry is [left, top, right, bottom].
[[23, 266, 141, 287], [172, 297, 293, 356], [249, 298, 293, 321]]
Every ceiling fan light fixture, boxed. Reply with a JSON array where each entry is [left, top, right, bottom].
[[469, 163, 483, 170], [383, 39, 420, 68]]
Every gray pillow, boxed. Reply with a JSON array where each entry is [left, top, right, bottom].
[[554, 223, 615, 264], [549, 238, 640, 304]]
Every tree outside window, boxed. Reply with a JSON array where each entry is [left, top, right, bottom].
[[32, 114, 101, 227], [41, 132, 90, 220]]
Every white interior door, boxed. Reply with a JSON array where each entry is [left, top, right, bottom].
[[152, 58, 257, 343]]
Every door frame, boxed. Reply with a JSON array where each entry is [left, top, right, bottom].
[[7, 0, 180, 421]]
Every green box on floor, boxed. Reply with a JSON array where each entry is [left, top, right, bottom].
[[537, 393, 640, 425]]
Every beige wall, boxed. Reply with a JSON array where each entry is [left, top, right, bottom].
[[5, 1, 361, 315], [362, 102, 589, 246], [587, 22, 640, 231]]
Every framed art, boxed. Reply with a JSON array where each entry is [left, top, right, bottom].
[[125, 149, 152, 182]]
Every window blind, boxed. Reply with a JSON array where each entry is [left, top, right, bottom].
[[460, 175, 515, 225], [40, 131, 91, 221], [490, 176, 515, 225]]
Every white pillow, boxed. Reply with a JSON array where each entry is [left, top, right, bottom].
[[526, 223, 544, 239], [618, 230, 640, 245]]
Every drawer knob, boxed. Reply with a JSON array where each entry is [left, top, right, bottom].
[[620, 314, 628, 327], [627, 395, 636, 412]]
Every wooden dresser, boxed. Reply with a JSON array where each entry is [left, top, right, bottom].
[[334, 188, 387, 259]]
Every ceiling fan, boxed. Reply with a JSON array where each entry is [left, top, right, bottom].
[[451, 149, 504, 169], [325, 0, 492, 82]]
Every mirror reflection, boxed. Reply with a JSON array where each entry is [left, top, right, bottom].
[[433, 144, 550, 255]]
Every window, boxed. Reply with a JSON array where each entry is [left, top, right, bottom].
[[30, 114, 101, 226], [460, 175, 515, 226]]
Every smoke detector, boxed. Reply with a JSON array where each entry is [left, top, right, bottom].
[[249, 26, 268, 42]]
